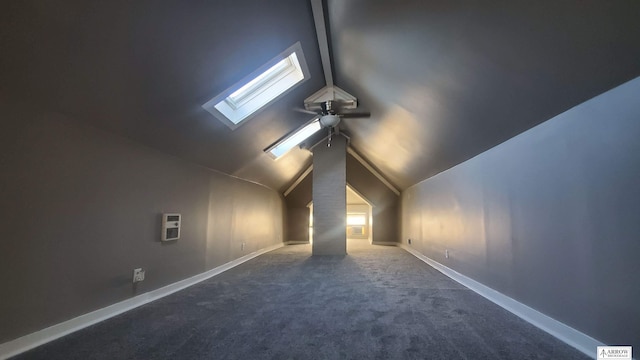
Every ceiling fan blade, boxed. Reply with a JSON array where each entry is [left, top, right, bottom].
[[293, 107, 318, 115], [339, 111, 371, 119]]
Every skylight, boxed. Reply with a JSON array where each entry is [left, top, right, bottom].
[[267, 120, 322, 159], [202, 42, 310, 130]]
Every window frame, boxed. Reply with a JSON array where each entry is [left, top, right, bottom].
[[265, 118, 322, 159], [202, 42, 310, 130]]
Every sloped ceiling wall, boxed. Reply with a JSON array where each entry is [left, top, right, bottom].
[[0, 0, 325, 191], [328, 0, 640, 189], [3, 1, 639, 191]]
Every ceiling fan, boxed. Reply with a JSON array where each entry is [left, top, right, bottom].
[[294, 99, 370, 147], [265, 0, 370, 157]]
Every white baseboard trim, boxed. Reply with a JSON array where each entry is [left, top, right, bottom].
[[371, 241, 398, 246], [284, 241, 309, 245], [0, 242, 285, 360], [398, 244, 604, 359]]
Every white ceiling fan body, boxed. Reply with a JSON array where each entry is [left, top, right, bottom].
[[319, 114, 341, 128]]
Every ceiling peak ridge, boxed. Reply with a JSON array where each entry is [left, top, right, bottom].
[[311, 0, 333, 87], [304, 85, 357, 111]]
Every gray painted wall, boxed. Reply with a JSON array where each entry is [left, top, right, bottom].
[[0, 102, 284, 343], [401, 77, 640, 348], [284, 172, 312, 243], [312, 135, 347, 255], [206, 174, 284, 268], [284, 151, 400, 245], [346, 154, 399, 244]]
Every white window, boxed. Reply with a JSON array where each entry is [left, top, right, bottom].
[[347, 213, 367, 226], [266, 119, 322, 159], [202, 42, 310, 130]]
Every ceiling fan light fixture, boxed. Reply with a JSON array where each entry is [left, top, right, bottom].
[[319, 114, 341, 128]]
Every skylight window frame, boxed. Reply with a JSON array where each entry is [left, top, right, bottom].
[[265, 118, 322, 159], [225, 57, 295, 108], [202, 42, 310, 130]]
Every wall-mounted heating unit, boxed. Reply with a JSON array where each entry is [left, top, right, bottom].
[[162, 213, 181, 241]]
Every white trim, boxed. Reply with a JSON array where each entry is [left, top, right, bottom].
[[397, 244, 605, 359], [265, 118, 322, 159], [2, 242, 606, 360], [284, 241, 310, 245], [347, 147, 400, 195], [372, 241, 398, 246], [0, 243, 285, 360], [284, 165, 313, 197]]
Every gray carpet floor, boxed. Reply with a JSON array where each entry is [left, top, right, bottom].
[[14, 241, 589, 359]]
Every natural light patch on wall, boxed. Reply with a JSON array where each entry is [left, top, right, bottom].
[[202, 42, 310, 130], [347, 213, 366, 226], [346, 186, 372, 241]]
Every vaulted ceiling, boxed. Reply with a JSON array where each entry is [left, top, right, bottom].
[[2, 1, 640, 191]]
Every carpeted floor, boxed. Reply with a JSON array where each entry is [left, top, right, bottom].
[[14, 241, 589, 359]]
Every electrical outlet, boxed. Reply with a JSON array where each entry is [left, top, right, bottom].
[[445, 249, 449, 259], [408, 238, 412, 245], [241, 242, 246, 251], [133, 268, 145, 283]]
